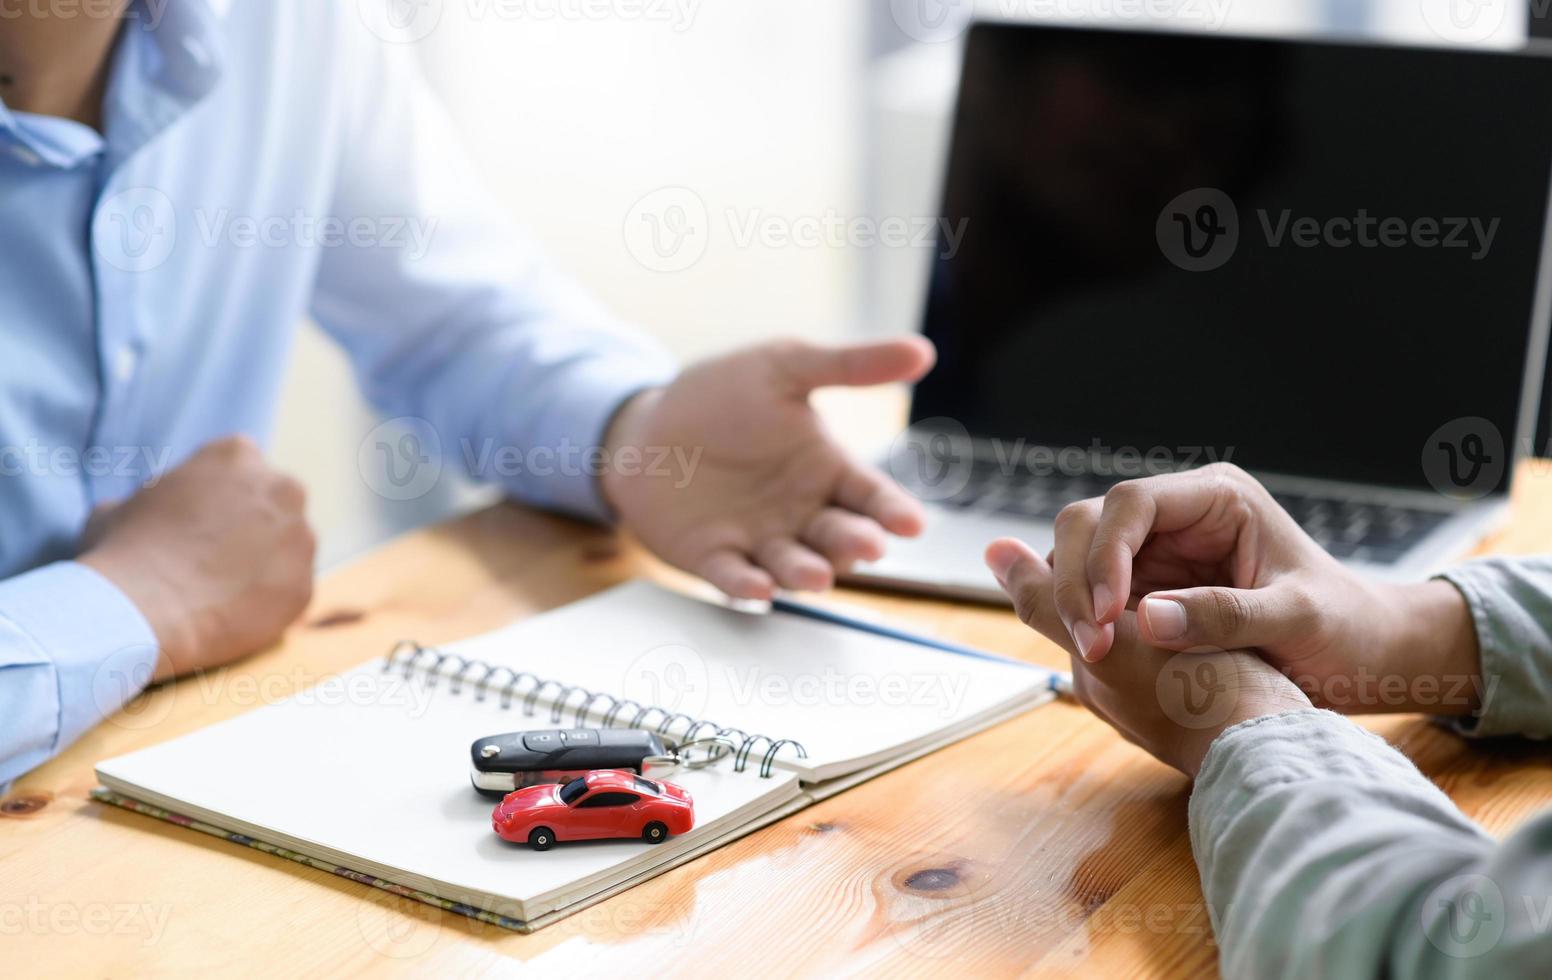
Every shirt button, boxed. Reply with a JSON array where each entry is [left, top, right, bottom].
[[112, 346, 139, 383]]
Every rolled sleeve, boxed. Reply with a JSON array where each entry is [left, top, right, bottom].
[[1191, 711, 1482, 868], [1187, 709, 1552, 979], [1436, 557, 1552, 738], [0, 562, 159, 786]]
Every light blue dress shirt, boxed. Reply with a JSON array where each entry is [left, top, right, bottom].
[[0, 0, 674, 786]]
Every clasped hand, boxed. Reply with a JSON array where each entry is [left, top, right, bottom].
[[985, 463, 1481, 777]]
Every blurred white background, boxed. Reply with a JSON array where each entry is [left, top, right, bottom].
[[274, 0, 1528, 568]]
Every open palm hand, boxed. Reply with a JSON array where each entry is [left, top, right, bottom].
[[602, 338, 937, 599]]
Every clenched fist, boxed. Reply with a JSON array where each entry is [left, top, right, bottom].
[[80, 435, 317, 682]]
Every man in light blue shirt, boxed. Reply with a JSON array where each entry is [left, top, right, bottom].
[[0, 1, 936, 786]]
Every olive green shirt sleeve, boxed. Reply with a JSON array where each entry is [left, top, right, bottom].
[[1438, 556, 1552, 738], [1191, 710, 1552, 979], [1190, 556, 1552, 978]]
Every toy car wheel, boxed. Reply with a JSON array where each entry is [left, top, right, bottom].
[[529, 827, 555, 851], [642, 821, 668, 844]]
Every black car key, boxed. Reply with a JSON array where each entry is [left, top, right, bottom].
[[469, 728, 671, 798]]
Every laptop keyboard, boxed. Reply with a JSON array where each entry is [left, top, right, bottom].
[[1266, 491, 1448, 564], [920, 462, 1448, 566]]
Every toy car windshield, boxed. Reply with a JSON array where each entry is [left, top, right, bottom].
[[558, 776, 589, 805]]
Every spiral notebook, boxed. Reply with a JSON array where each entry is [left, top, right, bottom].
[[94, 581, 1055, 931]]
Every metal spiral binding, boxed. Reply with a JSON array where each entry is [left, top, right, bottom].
[[383, 641, 807, 779]]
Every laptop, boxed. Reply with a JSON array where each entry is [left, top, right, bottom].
[[849, 22, 1552, 603]]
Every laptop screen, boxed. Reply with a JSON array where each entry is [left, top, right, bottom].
[[912, 23, 1552, 496]]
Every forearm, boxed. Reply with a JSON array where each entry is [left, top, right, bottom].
[[1356, 578, 1483, 716], [310, 26, 676, 523], [1193, 710, 1552, 978], [1305, 553, 1552, 732], [342, 301, 675, 521]]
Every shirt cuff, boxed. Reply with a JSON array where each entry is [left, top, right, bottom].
[[0, 562, 160, 752], [510, 353, 677, 524], [1435, 561, 1552, 739], [1189, 709, 1476, 865]]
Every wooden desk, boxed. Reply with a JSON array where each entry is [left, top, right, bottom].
[[7, 463, 1552, 977]]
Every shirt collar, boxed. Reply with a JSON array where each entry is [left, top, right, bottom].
[[0, 0, 229, 171], [102, 0, 229, 170]]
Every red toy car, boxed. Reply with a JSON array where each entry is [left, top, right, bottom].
[[492, 769, 695, 850]]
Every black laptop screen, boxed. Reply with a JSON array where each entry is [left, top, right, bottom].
[[912, 23, 1552, 495]]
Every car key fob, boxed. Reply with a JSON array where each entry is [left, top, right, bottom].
[[470, 729, 670, 798]]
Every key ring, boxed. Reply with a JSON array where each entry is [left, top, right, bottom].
[[641, 736, 738, 778]]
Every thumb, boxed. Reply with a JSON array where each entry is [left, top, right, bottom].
[[1138, 585, 1309, 652], [772, 336, 936, 395]]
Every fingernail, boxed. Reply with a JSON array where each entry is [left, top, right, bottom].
[[1073, 621, 1098, 660], [1143, 597, 1188, 641], [1092, 584, 1114, 621]]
